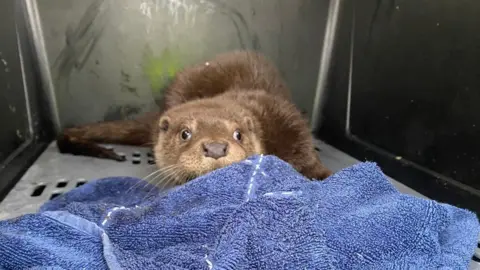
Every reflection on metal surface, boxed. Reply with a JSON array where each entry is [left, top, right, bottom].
[[311, 0, 343, 130], [23, 0, 61, 133], [345, 2, 355, 134], [15, 18, 34, 138]]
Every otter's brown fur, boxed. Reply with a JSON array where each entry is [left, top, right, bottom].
[[153, 51, 331, 182], [159, 50, 292, 111], [155, 88, 331, 183], [57, 50, 332, 182]]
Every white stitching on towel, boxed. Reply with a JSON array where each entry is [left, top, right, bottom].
[[101, 205, 142, 226], [102, 207, 124, 226], [204, 254, 213, 269], [263, 191, 303, 198], [101, 206, 126, 226], [246, 155, 264, 202], [202, 244, 214, 269]]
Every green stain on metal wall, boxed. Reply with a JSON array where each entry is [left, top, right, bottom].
[[142, 45, 184, 101]]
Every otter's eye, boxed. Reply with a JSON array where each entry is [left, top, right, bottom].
[[180, 129, 192, 141], [233, 130, 242, 141]]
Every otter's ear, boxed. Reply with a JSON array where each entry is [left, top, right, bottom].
[[243, 116, 255, 132], [158, 116, 170, 132]]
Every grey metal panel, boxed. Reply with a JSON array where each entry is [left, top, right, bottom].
[[0, 0, 31, 163], [0, 0, 55, 200], [470, 261, 480, 270], [30, 0, 330, 129], [311, 0, 343, 129], [316, 140, 426, 198]]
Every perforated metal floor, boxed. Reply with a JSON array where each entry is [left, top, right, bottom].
[[0, 140, 478, 268], [0, 142, 155, 220]]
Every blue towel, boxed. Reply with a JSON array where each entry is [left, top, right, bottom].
[[0, 155, 478, 269]]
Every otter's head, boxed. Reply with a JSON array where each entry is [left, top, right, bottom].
[[153, 101, 263, 185]]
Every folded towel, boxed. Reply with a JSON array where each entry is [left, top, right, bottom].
[[0, 155, 478, 269]]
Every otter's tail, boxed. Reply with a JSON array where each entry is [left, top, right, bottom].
[[56, 112, 159, 161]]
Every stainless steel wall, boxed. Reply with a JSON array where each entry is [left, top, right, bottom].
[[0, 0, 31, 163], [34, 0, 330, 128]]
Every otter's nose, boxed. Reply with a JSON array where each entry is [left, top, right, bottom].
[[203, 142, 228, 159]]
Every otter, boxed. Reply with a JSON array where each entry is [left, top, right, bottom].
[[57, 50, 332, 183]]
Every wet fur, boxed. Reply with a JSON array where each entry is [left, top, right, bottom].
[[57, 112, 158, 161], [57, 50, 331, 181]]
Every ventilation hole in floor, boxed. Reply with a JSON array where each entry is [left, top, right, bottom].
[[56, 181, 68, 188], [76, 181, 86, 187], [132, 158, 141, 165], [147, 152, 153, 157], [148, 158, 155, 165], [50, 193, 62, 200], [117, 152, 126, 162], [314, 146, 321, 152], [31, 185, 46, 197], [132, 151, 141, 157]]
